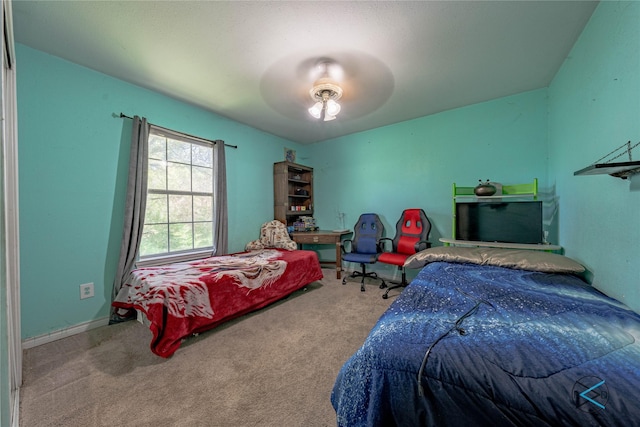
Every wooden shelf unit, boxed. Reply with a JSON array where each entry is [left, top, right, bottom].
[[274, 161, 314, 227]]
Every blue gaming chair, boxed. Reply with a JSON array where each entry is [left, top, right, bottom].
[[341, 213, 385, 291]]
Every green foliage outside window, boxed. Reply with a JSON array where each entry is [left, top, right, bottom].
[[140, 132, 214, 258]]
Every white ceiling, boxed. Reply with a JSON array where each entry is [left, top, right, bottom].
[[11, 1, 598, 144]]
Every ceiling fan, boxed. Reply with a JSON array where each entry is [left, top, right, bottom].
[[260, 51, 394, 123], [307, 60, 344, 121]]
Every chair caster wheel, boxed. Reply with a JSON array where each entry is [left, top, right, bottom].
[[342, 278, 347, 285], [379, 283, 387, 289], [360, 286, 365, 292], [382, 294, 388, 299]]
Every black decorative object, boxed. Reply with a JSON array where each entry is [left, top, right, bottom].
[[474, 180, 497, 196]]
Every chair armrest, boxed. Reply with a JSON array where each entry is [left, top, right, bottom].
[[340, 239, 353, 254], [414, 240, 432, 252], [379, 237, 393, 252]]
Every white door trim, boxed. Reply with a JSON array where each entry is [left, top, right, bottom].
[[2, 1, 21, 426]]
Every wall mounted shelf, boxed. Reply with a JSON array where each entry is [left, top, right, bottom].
[[573, 161, 640, 179], [575, 141, 640, 179]]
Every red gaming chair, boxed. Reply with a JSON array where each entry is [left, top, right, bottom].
[[378, 209, 431, 299]]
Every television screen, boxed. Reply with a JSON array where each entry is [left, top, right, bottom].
[[455, 201, 543, 244]]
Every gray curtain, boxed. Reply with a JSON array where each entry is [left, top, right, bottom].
[[213, 140, 229, 255], [110, 116, 149, 322]]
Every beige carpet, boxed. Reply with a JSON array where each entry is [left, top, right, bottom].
[[20, 269, 395, 427]]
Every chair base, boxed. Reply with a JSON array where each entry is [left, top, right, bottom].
[[342, 263, 382, 292], [381, 270, 409, 299]]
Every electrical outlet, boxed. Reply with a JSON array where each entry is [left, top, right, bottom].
[[80, 282, 94, 299]]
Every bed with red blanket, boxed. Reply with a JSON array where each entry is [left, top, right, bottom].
[[112, 249, 323, 357]]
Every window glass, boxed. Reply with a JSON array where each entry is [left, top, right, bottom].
[[192, 144, 212, 167], [169, 195, 193, 223], [167, 138, 191, 163], [148, 159, 167, 191], [167, 162, 191, 192], [148, 135, 166, 160], [145, 194, 168, 223], [193, 196, 212, 221], [192, 166, 212, 193], [139, 128, 215, 259], [140, 224, 169, 255], [194, 222, 213, 248]]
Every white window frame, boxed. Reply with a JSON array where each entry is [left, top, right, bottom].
[[137, 126, 216, 267]]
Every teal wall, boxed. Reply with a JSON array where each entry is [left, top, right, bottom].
[[17, 45, 308, 339], [309, 89, 550, 281], [548, 1, 640, 313]]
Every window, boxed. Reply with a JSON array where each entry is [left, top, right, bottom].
[[139, 127, 215, 262]]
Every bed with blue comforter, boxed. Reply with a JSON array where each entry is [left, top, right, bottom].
[[331, 247, 640, 426]]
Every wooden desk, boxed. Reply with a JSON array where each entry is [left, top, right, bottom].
[[290, 230, 352, 279]]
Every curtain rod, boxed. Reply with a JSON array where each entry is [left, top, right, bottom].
[[118, 113, 238, 149]]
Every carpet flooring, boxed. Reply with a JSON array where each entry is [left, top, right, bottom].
[[19, 268, 395, 427]]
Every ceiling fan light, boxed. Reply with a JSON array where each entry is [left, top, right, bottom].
[[325, 99, 341, 116], [307, 66, 343, 121], [308, 101, 323, 119]]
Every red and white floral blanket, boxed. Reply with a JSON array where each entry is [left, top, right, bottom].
[[112, 249, 323, 357]]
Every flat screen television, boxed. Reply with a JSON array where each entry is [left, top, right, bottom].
[[455, 201, 543, 244]]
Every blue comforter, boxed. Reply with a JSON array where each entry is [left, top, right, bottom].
[[331, 262, 640, 426]]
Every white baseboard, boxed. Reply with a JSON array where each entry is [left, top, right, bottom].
[[22, 317, 110, 349]]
